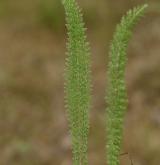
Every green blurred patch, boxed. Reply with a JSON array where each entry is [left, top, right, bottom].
[[38, 0, 64, 33], [0, 1, 10, 18]]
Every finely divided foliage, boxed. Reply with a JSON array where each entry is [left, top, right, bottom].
[[106, 4, 148, 165], [63, 0, 148, 165], [63, 0, 91, 165]]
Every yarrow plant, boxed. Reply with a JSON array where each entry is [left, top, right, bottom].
[[63, 0, 91, 164], [106, 4, 148, 165], [63, 0, 148, 165]]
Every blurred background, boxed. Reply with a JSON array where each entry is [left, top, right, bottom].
[[0, 0, 159, 164]]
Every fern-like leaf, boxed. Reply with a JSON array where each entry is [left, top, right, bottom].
[[106, 4, 148, 165], [63, 0, 91, 165]]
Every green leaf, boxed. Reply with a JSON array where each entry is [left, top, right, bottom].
[[63, 0, 91, 165], [106, 4, 148, 165]]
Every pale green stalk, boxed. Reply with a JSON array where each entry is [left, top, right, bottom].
[[63, 0, 91, 165], [106, 4, 148, 165]]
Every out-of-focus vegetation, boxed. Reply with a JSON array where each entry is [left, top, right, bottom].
[[38, 0, 64, 33], [0, 0, 159, 165]]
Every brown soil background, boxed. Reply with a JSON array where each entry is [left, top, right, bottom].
[[0, 0, 159, 165]]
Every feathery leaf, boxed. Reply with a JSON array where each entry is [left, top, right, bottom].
[[63, 0, 91, 165], [106, 4, 148, 165]]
